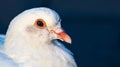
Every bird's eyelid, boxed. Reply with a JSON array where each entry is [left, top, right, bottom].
[[34, 18, 47, 29]]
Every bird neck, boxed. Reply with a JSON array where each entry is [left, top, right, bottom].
[[3, 33, 76, 67], [3, 32, 54, 63]]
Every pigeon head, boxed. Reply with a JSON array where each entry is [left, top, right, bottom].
[[6, 7, 71, 45]]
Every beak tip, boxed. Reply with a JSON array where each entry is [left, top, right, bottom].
[[63, 35, 72, 44], [67, 40, 72, 44]]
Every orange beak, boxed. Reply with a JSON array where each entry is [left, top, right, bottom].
[[50, 30, 72, 44]]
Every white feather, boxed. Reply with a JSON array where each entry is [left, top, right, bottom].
[[0, 7, 77, 67]]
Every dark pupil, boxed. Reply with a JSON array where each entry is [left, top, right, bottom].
[[37, 21, 44, 26]]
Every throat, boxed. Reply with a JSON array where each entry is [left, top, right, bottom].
[[4, 37, 55, 63]]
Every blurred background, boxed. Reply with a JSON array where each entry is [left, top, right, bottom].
[[0, 0, 120, 67]]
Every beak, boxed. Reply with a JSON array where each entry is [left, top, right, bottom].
[[50, 29, 72, 44]]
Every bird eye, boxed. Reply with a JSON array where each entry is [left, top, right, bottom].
[[34, 19, 46, 29], [37, 20, 44, 27]]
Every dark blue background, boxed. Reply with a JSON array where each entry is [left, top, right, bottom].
[[0, 0, 120, 67]]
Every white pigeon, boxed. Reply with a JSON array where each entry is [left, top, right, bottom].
[[0, 7, 77, 67]]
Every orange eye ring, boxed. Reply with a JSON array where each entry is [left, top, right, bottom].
[[34, 19, 46, 29]]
